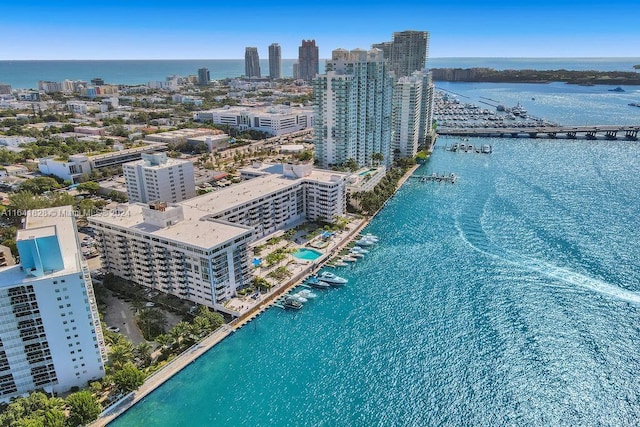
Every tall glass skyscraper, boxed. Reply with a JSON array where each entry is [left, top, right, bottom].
[[268, 43, 282, 79], [298, 40, 319, 82], [313, 48, 394, 169], [245, 47, 261, 78]]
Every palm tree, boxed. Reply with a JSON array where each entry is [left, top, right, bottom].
[[134, 342, 153, 368], [169, 321, 190, 349], [136, 308, 168, 340], [109, 343, 134, 370]]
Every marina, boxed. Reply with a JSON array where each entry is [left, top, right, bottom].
[[411, 172, 457, 184]]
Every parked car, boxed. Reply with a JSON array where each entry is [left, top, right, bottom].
[[106, 326, 120, 333]]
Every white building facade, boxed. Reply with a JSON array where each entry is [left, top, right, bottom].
[[0, 207, 106, 402], [194, 105, 314, 136], [90, 164, 348, 313], [392, 71, 434, 159], [38, 144, 167, 183], [123, 152, 196, 204], [313, 48, 394, 169]]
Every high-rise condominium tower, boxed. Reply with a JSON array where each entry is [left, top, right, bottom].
[[313, 48, 394, 169], [392, 70, 435, 159], [197, 68, 210, 85], [245, 47, 261, 78], [373, 30, 429, 78], [298, 40, 319, 82], [0, 207, 106, 402], [268, 43, 282, 79]]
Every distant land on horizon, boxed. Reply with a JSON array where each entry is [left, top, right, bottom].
[[2, 56, 640, 61]]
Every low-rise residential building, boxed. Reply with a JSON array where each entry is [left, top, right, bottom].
[[0, 207, 106, 402], [123, 152, 196, 203], [193, 105, 314, 136]]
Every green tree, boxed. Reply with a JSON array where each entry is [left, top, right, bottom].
[[18, 177, 62, 194], [372, 152, 385, 165], [76, 181, 100, 195], [344, 158, 359, 172], [136, 308, 168, 340], [42, 408, 66, 427], [109, 342, 134, 370], [112, 362, 145, 394], [66, 391, 102, 427], [134, 342, 153, 368]]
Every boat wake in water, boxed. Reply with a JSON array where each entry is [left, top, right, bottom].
[[455, 215, 640, 305]]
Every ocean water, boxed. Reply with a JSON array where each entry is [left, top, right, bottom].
[[111, 94, 640, 424], [1, 57, 638, 90]]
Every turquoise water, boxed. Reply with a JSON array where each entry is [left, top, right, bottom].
[[292, 248, 323, 261], [112, 135, 640, 426]]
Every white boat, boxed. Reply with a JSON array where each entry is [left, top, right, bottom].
[[289, 293, 308, 303], [283, 298, 303, 310], [298, 289, 317, 299], [363, 233, 379, 242], [351, 246, 369, 254], [318, 271, 348, 285], [307, 276, 331, 289], [342, 256, 357, 262], [354, 238, 375, 247], [333, 261, 348, 267], [349, 251, 364, 258]]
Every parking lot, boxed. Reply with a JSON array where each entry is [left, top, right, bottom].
[[101, 289, 147, 345]]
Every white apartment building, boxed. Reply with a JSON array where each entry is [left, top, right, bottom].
[[90, 202, 254, 311], [313, 48, 394, 169], [90, 163, 348, 313], [193, 105, 314, 136], [0, 207, 106, 402], [123, 152, 196, 203], [392, 71, 434, 159], [38, 143, 167, 183]]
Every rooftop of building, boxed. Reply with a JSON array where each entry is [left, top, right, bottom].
[[124, 152, 193, 169], [197, 104, 312, 116], [91, 163, 347, 243], [89, 203, 252, 249], [0, 206, 82, 286]]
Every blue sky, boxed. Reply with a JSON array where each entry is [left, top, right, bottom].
[[2, 0, 638, 60]]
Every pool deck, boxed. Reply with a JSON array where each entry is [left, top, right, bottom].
[[92, 163, 420, 426]]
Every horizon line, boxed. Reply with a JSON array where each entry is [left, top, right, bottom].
[[1, 56, 640, 62]]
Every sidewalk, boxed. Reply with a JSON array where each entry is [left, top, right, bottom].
[[92, 324, 234, 426]]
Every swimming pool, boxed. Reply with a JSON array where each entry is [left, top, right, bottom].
[[292, 248, 323, 261], [358, 168, 375, 176]]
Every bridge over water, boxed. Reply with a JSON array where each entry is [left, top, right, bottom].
[[438, 125, 640, 140]]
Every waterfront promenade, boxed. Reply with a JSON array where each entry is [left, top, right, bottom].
[[92, 163, 421, 426]]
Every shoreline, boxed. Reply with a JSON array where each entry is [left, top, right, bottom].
[[92, 163, 421, 426]]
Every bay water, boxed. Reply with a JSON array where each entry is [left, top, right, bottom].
[[111, 81, 640, 426]]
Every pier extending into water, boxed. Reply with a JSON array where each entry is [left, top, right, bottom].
[[438, 125, 640, 140]]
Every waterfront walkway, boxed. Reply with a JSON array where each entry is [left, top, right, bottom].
[[92, 163, 420, 426], [93, 325, 235, 426]]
